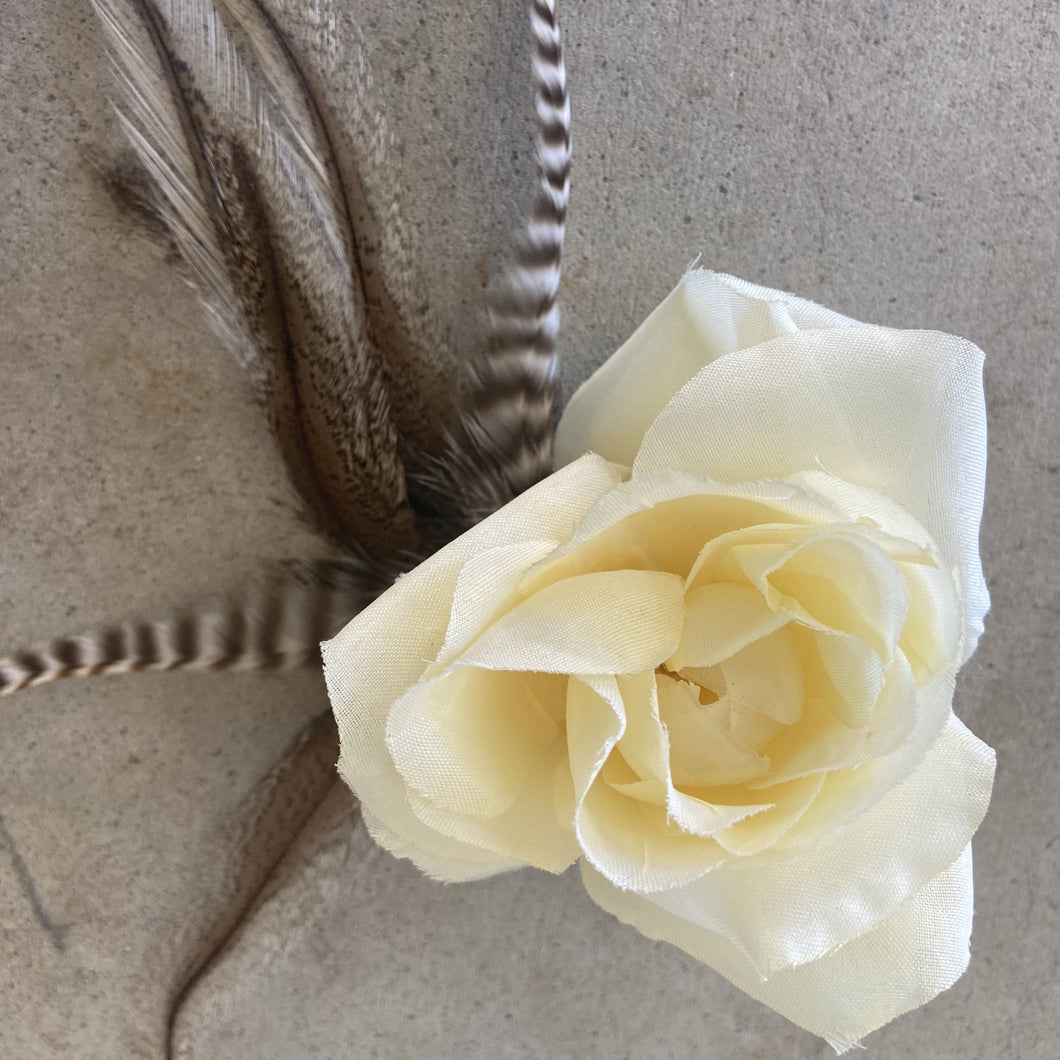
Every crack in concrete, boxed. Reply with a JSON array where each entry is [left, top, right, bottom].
[[0, 812, 67, 952]]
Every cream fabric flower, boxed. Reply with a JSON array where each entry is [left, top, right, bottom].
[[324, 270, 995, 1052]]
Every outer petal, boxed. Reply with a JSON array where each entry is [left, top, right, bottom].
[[434, 539, 558, 667], [699, 272, 863, 331], [634, 327, 989, 656], [641, 715, 995, 976], [323, 454, 623, 882], [402, 736, 579, 874], [386, 669, 561, 818], [555, 270, 860, 469], [583, 845, 978, 1054]]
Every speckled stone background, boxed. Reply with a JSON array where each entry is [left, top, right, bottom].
[[1, 1, 1057, 1057]]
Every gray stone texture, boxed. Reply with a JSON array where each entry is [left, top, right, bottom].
[[1, 1, 1057, 1057]]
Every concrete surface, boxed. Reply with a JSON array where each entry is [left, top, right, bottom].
[[2, 1, 1058, 1057]]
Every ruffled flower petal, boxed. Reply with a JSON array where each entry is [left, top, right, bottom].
[[633, 325, 988, 654], [456, 569, 685, 675], [583, 845, 978, 1053], [555, 270, 859, 469], [324, 454, 623, 881], [634, 715, 994, 976]]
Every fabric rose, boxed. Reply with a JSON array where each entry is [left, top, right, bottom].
[[323, 270, 995, 1052]]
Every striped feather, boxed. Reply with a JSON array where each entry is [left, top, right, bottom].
[[0, 559, 377, 698], [432, 0, 571, 526]]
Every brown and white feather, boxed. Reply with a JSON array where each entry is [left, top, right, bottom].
[[0, 559, 376, 698], [94, 0, 418, 559], [439, 0, 571, 524]]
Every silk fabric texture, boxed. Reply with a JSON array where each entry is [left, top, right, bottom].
[[324, 271, 995, 1052]]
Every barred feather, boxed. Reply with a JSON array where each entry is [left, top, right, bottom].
[[0, 560, 376, 698], [437, 0, 571, 524]]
